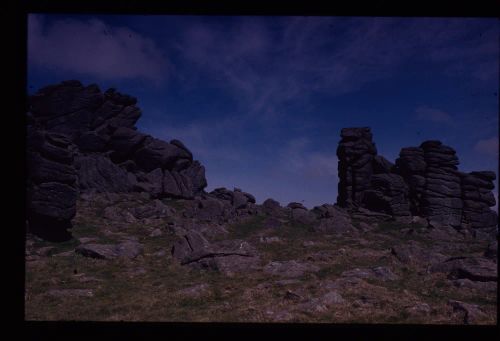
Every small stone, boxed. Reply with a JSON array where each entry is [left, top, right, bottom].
[[259, 236, 281, 244], [46, 289, 94, 298], [36, 246, 55, 257], [78, 237, 97, 244], [150, 228, 163, 237], [448, 300, 487, 324]]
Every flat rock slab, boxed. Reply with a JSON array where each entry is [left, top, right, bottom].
[[431, 257, 497, 282], [452, 279, 497, 292], [298, 291, 345, 313], [263, 260, 320, 278], [171, 231, 260, 275], [391, 241, 447, 266], [341, 266, 399, 281], [176, 284, 211, 299], [448, 300, 487, 324], [46, 289, 94, 298], [78, 237, 98, 244], [259, 236, 282, 244], [75, 241, 143, 260]]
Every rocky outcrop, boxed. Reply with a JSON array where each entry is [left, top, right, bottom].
[[76, 240, 144, 260], [419, 141, 462, 229], [171, 230, 260, 275], [27, 80, 208, 240], [28, 80, 207, 199], [336, 127, 497, 235], [336, 127, 377, 208], [209, 187, 255, 210], [26, 123, 78, 241], [460, 171, 497, 231]]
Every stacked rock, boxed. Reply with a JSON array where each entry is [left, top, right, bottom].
[[287, 202, 315, 225], [419, 141, 463, 229], [209, 187, 256, 209], [394, 147, 427, 215], [26, 120, 78, 241], [27, 80, 210, 240], [336, 127, 377, 208], [362, 173, 411, 218], [461, 171, 497, 231], [28, 80, 207, 199]]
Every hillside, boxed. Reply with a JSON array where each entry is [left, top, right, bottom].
[[25, 81, 497, 323]]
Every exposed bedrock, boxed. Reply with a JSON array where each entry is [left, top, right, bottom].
[[336, 127, 377, 208], [337, 128, 497, 234], [27, 80, 208, 239], [26, 125, 78, 241]]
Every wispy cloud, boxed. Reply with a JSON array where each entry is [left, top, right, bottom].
[[28, 15, 168, 83], [142, 113, 250, 164], [279, 137, 338, 179], [171, 17, 497, 124], [474, 137, 499, 157], [415, 106, 453, 123]]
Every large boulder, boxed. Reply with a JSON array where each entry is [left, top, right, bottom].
[[26, 128, 78, 241], [262, 198, 282, 216], [76, 241, 144, 260], [362, 173, 411, 217], [171, 230, 260, 275], [27, 80, 210, 241], [461, 172, 497, 230], [336, 127, 377, 208], [75, 154, 138, 193], [313, 205, 355, 234]]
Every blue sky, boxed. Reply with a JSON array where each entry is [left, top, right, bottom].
[[27, 14, 499, 209]]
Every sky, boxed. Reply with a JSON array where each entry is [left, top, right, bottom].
[[27, 14, 499, 209]]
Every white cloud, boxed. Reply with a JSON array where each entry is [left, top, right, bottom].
[[415, 106, 453, 123], [28, 14, 168, 83], [474, 137, 499, 157], [281, 137, 338, 179]]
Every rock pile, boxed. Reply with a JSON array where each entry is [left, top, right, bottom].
[[418, 141, 462, 229], [460, 171, 497, 231], [26, 124, 78, 241], [26, 82, 497, 241], [337, 127, 497, 235], [336, 127, 377, 208], [27, 80, 208, 240], [171, 230, 260, 275]]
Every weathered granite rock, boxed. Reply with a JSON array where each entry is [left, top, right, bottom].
[[263, 260, 320, 278], [27, 81, 209, 240], [26, 127, 78, 241], [209, 187, 253, 210], [75, 154, 137, 193], [391, 241, 447, 266], [372, 155, 394, 174], [362, 173, 411, 217], [313, 205, 355, 234], [262, 198, 282, 216], [461, 172, 497, 230], [448, 300, 488, 324], [290, 207, 316, 225], [484, 242, 498, 261], [430, 256, 497, 282], [336, 128, 497, 234], [341, 266, 399, 281], [337, 127, 377, 208], [419, 142, 463, 229], [171, 230, 260, 275], [76, 241, 144, 259]]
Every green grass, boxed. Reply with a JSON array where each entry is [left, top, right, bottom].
[[226, 214, 267, 239], [161, 199, 186, 211], [27, 194, 497, 324]]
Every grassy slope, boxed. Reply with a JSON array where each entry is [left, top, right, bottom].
[[25, 195, 497, 323]]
